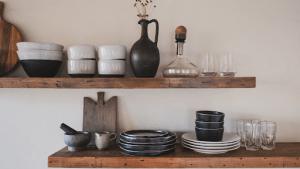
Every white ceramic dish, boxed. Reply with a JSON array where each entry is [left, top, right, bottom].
[[17, 42, 64, 51], [98, 45, 126, 60], [182, 142, 240, 154], [182, 132, 240, 144], [17, 50, 63, 61], [68, 60, 96, 74], [182, 137, 239, 147], [67, 45, 96, 60], [98, 60, 126, 76], [182, 139, 240, 150]]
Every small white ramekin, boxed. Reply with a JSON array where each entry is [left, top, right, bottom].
[[67, 45, 96, 60], [68, 60, 96, 74], [98, 45, 126, 60], [98, 60, 126, 76]]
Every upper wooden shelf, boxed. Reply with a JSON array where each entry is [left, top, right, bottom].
[[48, 143, 299, 168], [0, 77, 255, 89]]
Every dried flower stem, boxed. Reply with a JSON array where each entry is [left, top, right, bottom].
[[134, 0, 156, 20]]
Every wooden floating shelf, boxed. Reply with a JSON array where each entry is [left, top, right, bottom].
[[0, 77, 255, 89], [48, 143, 300, 168]]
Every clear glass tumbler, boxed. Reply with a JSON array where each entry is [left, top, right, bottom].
[[200, 53, 217, 77], [218, 52, 237, 77], [244, 120, 261, 151], [261, 121, 277, 150], [236, 120, 245, 147]]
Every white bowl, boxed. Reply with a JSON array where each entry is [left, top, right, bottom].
[[98, 45, 126, 60], [98, 60, 126, 77], [68, 60, 96, 75], [68, 45, 96, 60], [17, 42, 64, 51], [17, 50, 63, 61]]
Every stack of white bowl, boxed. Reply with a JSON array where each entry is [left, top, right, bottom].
[[16, 42, 64, 77], [67, 45, 96, 78], [98, 45, 127, 77]]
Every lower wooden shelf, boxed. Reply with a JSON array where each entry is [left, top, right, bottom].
[[0, 77, 255, 89], [48, 143, 300, 168]]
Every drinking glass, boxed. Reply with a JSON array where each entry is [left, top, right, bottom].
[[244, 120, 261, 151], [200, 52, 217, 77], [261, 121, 276, 150], [218, 52, 237, 77], [236, 120, 245, 147]]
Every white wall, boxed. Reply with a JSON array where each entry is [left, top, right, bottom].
[[0, 0, 300, 169]]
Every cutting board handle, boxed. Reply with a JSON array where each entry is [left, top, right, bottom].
[[0, 2, 4, 17]]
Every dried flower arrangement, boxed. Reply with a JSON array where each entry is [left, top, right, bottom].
[[134, 0, 157, 20]]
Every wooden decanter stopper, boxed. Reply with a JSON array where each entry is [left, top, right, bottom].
[[175, 26, 187, 42], [175, 26, 187, 35]]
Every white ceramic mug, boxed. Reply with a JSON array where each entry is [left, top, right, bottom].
[[98, 60, 126, 76], [95, 131, 116, 150], [98, 45, 127, 60], [67, 44, 96, 60]]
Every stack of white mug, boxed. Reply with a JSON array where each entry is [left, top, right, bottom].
[[98, 45, 127, 77], [67, 45, 96, 77]]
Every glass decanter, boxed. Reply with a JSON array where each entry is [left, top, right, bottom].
[[163, 26, 199, 78]]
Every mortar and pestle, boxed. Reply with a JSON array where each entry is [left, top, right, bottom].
[[60, 123, 91, 152]]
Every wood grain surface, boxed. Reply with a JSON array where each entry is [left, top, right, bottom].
[[48, 143, 300, 168], [0, 77, 256, 88], [83, 92, 117, 145], [0, 2, 22, 76]]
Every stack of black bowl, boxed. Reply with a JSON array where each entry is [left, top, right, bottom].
[[195, 111, 225, 141], [119, 130, 177, 157]]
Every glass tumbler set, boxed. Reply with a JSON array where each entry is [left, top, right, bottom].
[[236, 120, 277, 151], [200, 52, 237, 77]]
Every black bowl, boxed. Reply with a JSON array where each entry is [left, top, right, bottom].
[[195, 121, 224, 129], [21, 60, 62, 77], [195, 127, 224, 142], [196, 111, 225, 122]]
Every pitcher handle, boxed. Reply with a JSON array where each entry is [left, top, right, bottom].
[[110, 133, 116, 142], [150, 19, 159, 46]]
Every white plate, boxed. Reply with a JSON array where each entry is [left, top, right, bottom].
[[182, 142, 240, 154], [182, 137, 240, 147], [182, 132, 240, 144], [182, 139, 240, 150]]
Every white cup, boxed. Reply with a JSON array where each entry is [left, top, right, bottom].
[[67, 45, 96, 60], [68, 60, 96, 75], [98, 60, 126, 77], [95, 131, 116, 150], [98, 45, 126, 60]]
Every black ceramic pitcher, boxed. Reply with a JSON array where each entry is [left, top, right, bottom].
[[130, 19, 160, 78]]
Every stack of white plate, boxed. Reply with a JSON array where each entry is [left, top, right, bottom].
[[181, 132, 240, 154]]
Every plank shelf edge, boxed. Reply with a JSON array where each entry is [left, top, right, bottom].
[[48, 143, 300, 168], [0, 77, 256, 89]]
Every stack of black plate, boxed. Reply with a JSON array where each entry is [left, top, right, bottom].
[[119, 130, 177, 157]]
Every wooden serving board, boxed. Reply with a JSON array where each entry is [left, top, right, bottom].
[[0, 2, 22, 76], [83, 92, 117, 145]]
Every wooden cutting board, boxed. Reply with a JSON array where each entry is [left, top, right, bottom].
[[83, 92, 117, 145], [0, 2, 22, 76]]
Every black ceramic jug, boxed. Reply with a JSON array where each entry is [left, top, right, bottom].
[[130, 19, 160, 78]]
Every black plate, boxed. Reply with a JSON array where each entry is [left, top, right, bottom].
[[120, 131, 176, 144], [119, 140, 176, 151], [119, 137, 177, 145], [120, 146, 176, 157], [123, 130, 168, 138]]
